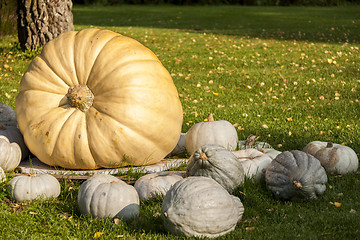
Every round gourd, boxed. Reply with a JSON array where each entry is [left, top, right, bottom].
[[0, 102, 17, 127], [161, 176, 244, 238], [265, 150, 328, 201], [232, 148, 272, 181], [167, 133, 186, 157], [0, 135, 21, 171], [15, 28, 183, 169], [0, 103, 29, 161], [186, 144, 245, 193], [185, 114, 238, 155], [8, 173, 61, 202], [77, 174, 139, 220], [261, 148, 282, 160], [0, 126, 29, 161], [303, 141, 359, 175], [134, 171, 183, 200]]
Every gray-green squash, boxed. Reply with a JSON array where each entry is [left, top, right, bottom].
[[8, 173, 61, 202], [134, 171, 184, 200], [77, 174, 139, 220], [161, 176, 244, 238], [265, 150, 328, 201], [186, 144, 245, 193]]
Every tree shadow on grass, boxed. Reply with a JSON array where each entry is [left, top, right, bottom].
[[72, 5, 360, 43]]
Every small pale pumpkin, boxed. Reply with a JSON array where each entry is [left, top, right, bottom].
[[185, 114, 238, 155], [265, 150, 328, 201], [0, 135, 21, 171], [232, 148, 272, 181], [77, 174, 139, 220], [8, 173, 61, 202], [161, 176, 244, 238], [134, 171, 184, 200], [0, 103, 29, 161], [186, 144, 245, 193], [15, 28, 183, 169], [238, 138, 281, 160], [303, 141, 359, 174]]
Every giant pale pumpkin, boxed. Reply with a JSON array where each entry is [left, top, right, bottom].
[[15, 28, 183, 169]]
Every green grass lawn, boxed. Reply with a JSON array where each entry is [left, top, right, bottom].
[[0, 4, 360, 239]]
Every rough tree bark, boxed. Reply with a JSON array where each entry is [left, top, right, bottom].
[[17, 0, 74, 50]]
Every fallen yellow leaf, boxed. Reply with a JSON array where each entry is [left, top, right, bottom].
[[94, 232, 104, 238], [330, 202, 342, 207]]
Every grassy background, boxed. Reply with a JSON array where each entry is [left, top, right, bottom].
[[0, 4, 360, 239]]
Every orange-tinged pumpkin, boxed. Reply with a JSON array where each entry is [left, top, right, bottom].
[[15, 28, 183, 169]]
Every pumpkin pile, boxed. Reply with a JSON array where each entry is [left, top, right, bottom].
[[0, 28, 359, 238]]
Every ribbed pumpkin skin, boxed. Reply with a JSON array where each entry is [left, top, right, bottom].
[[265, 150, 328, 201], [185, 120, 238, 155], [232, 149, 272, 181], [15, 28, 183, 169], [8, 174, 61, 202], [0, 102, 29, 161], [134, 171, 183, 200], [77, 174, 139, 220], [161, 176, 244, 238], [186, 144, 245, 193], [303, 141, 359, 175], [0, 136, 21, 171]]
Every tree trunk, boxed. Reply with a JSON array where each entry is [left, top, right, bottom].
[[17, 0, 74, 50]]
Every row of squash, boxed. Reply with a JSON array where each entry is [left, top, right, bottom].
[[1, 108, 359, 238]]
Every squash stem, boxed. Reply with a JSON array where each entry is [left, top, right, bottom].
[[326, 142, 334, 148], [207, 113, 214, 122], [293, 180, 302, 189], [200, 152, 208, 161], [66, 85, 94, 112]]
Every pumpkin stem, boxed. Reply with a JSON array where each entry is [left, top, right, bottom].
[[326, 142, 334, 148], [66, 85, 94, 112], [25, 173, 36, 177], [207, 113, 214, 122], [200, 152, 208, 161], [293, 180, 302, 189]]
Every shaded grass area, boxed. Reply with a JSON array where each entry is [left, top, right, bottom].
[[73, 5, 360, 43], [0, 4, 360, 239]]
